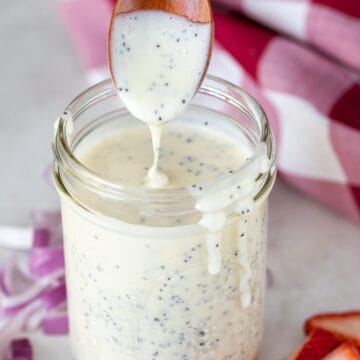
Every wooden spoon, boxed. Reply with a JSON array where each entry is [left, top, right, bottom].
[[111, 0, 212, 23], [108, 0, 214, 104]]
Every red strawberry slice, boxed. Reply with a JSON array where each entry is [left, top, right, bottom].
[[305, 312, 360, 348], [324, 343, 360, 360], [288, 328, 340, 360]]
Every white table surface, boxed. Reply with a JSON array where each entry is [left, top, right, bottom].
[[1, 2, 359, 359]]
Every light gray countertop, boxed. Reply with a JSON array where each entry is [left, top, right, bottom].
[[1, 2, 359, 359]]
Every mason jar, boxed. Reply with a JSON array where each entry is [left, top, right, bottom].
[[53, 75, 276, 360]]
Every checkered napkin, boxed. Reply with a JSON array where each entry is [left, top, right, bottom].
[[216, 0, 360, 72], [58, 0, 360, 223]]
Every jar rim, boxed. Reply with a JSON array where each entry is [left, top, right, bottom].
[[53, 75, 276, 206]]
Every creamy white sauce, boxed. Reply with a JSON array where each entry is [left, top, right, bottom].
[[194, 144, 268, 308], [110, 11, 211, 124], [145, 124, 169, 188], [62, 118, 269, 359]]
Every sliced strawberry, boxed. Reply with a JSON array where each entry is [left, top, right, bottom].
[[288, 328, 340, 360], [305, 312, 360, 348], [324, 342, 360, 360]]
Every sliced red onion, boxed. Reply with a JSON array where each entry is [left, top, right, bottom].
[[15, 256, 33, 282], [2, 255, 34, 298], [41, 282, 66, 310], [1, 269, 65, 313], [1, 301, 33, 318], [3, 256, 17, 293], [0, 256, 17, 297], [0, 301, 41, 359], [1, 256, 22, 298], [0, 227, 33, 251], [0, 225, 50, 253], [31, 210, 63, 246], [29, 246, 64, 278], [0, 211, 68, 357], [0, 271, 9, 297], [10, 338, 32, 360], [24, 308, 45, 332], [32, 228, 50, 249], [42, 314, 69, 335], [0, 291, 41, 318]]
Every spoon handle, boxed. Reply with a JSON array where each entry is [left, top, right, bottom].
[[113, 0, 212, 23]]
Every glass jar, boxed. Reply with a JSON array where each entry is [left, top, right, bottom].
[[53, 75, 276, 360]]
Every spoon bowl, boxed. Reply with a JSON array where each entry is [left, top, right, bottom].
[[108, 0, 214, 124]]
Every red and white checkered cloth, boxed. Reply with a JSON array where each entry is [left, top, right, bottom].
[[216, 0, 360, 72], [58, 0, 360, 223]]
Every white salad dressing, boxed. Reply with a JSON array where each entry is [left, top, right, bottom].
[[145, 124, 169, 189], [62, 112, 270, 360], [194, 144, 268, 307], [110, 11, 211, 124]]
